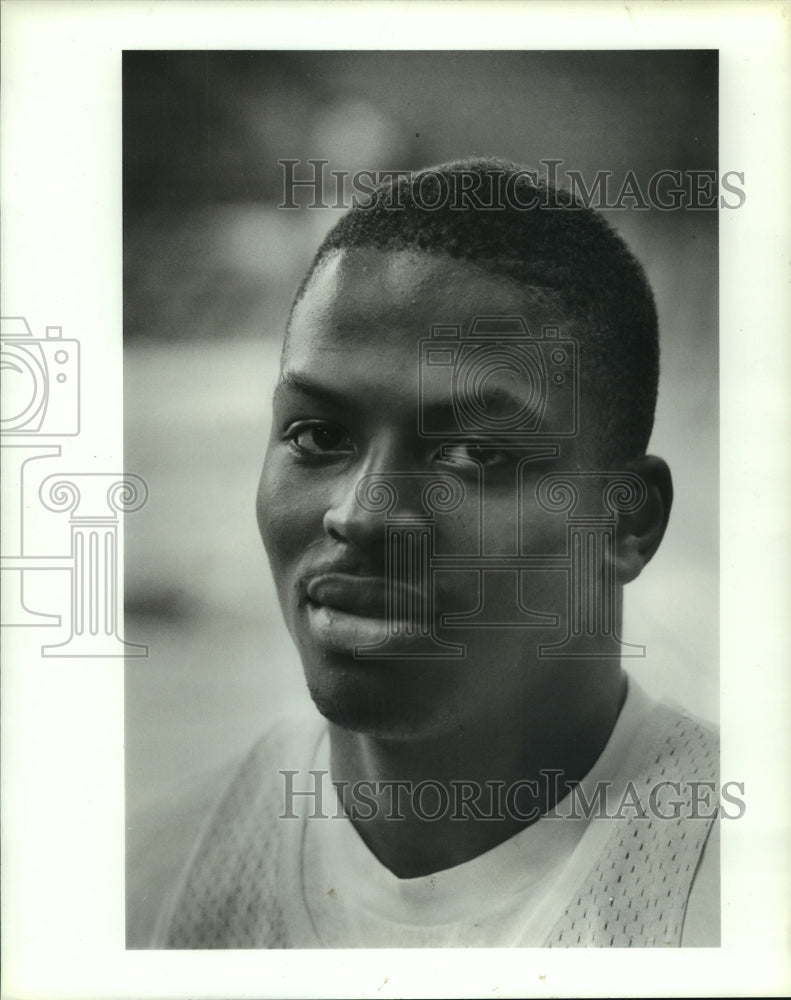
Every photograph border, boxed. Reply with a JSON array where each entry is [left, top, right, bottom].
[[2, 2, 790, 998]]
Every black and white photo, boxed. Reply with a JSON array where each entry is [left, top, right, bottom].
[[123, 50, 722, 950]]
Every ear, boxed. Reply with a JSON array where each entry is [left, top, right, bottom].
[[614, 455, 673, 585]]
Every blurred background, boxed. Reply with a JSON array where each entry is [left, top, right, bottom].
[[123, 50, 718, 945]]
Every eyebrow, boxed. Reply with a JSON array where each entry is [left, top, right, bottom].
[[276, 369, 531, 418], [420, 384, 531, 417], [274, 370, 352, 409]]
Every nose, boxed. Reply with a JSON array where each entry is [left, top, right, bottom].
[[322, 443, 423, 551], [323, 479, 386, 549]]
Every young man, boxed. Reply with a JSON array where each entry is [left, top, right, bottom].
[[160, 159, 719, 948]]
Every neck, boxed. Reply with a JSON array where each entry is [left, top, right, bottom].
[[328, 664, 627, 878]]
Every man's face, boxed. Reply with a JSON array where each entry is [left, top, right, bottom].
[[257, 248, 602, 740]]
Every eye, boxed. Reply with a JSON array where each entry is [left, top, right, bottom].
[[285, 421, 353, 457], [438, 443, 515, 470]]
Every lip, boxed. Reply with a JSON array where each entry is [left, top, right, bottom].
[[303, 572, 433, 655], [306, 603, 393, 654], [305, 572, 431, 619], [306, 573, 390, 618]]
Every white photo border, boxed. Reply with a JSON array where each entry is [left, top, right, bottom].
[[2, 1, 789, 998]]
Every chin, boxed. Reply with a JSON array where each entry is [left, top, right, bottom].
[[301, 656, 465, 742]]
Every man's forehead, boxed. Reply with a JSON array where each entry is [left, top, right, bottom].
[[283, 249, 572, 372], [289, 250, 535, 336]]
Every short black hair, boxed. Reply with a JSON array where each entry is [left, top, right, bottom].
[[292, 157, 659, 464]]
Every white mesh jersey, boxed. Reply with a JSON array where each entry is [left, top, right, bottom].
[[160, 678, 719, 949]]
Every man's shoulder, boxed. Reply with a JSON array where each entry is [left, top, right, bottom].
[[127, 757, 240, 947], [241, 709, 326, 772], [185, 708, 326, 854], [545, 691, 720, 948], [210, 710, 327, 824], [129, 710, 325, 948], [631, 688, 719, 783]]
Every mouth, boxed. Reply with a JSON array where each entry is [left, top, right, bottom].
[[305, 573, 390, 618], [303, 572, 431, 655]]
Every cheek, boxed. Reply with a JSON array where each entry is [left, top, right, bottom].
[[519, 507, 569, 557], [256, 448, 321, 568], [430, 502, 481, 557]]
